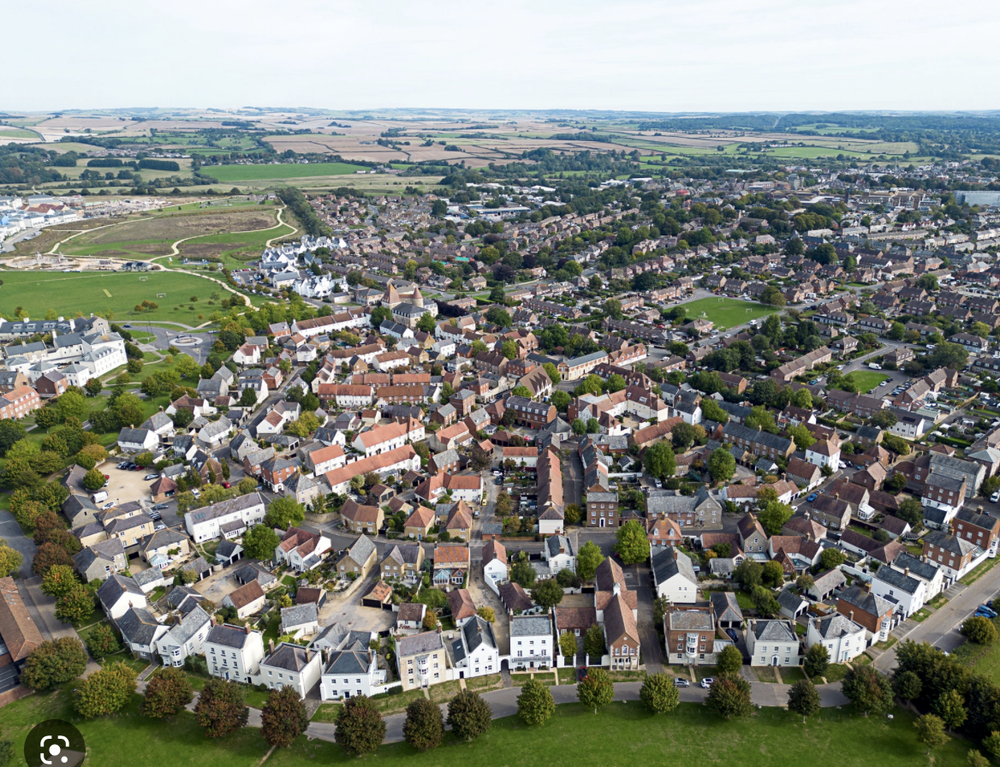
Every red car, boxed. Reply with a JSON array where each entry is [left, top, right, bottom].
[[221, 482, 231, 489], [103, 474, 109, 479]]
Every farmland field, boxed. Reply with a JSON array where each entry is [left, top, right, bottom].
[[680, 297, 780, 330], [61, 208, 282, 257], [207, 162, 368, 182], [0, 270, 259, 325]]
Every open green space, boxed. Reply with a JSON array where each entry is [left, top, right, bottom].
[[680, 297, 780, 330], [841, 370, 889, 392], [207, 162, 367, 182], [0, 269, 256, 325], [0, 691, 974, 767], [0, 127, 42, 140]]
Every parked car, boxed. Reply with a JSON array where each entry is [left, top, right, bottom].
[[992, 491, 1000, 503], [577, 667, 588, 682], [222, 481, 231, 489], [674, 678, 690, 688], [144, 474, 159, 481], [978, 605, 998, 619], [152, 503, 169, 511], [806, 493, 818, 502], [701, 677, 715, 689], [726, 628, 739, 642], [100, 501, 115, 510], [154, 523, 166, 531]]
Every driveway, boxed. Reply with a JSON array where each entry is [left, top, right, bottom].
[[318, 573, 397, 635], [634, 563, 663, 673]]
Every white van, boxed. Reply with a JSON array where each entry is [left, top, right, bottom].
[[92, 490, 109, 504], [868, 363, 881, 370]]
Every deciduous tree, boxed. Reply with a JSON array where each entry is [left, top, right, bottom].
[[614, 519, 650, 564], [446, 690, 492, 741], [261, 687, 309, 747], [706, 675, 754, 719], [787, 679, 821, 722], [194, 678, 249, 738], [403, 697, 443, 751], [577, 668, 614, 714], [517, 678, 556, 726], [74, 661, 137, 718], [640, 673, 679, 714], [142, 667, 194, 719], [20, 637, 87, 691], [576, 540, 604, 581]]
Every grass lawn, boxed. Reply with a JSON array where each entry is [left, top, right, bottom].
[[780, 666, 808, 684], [557, 668, 578, 685], [928, 593, 950, 609], [961, 556, 1000, 585], [467, 673, 506, 690], [0, 269, 261, 326], [822, 664, 850, 684], [911, 608, 932, 622], [428, 679, 463, 703], [680, 297, 780, 331], [311, 688, 428, 718], [0, 689, 269, 767], [754, 665, 780, 683], [271, 701, 972, 767], [841, 370, 889, 392], [208, 162, 368, 182]]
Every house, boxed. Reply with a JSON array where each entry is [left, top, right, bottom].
[[281, 603, 320, 638], [117, 607, 168, 660], [544, 535, 575, 575], [871, 564, 927, 618], [340, 499, 385, 535], [777, 589, 810, 619], [396, 602, 428, 634], [337, 534, 378, 580], [737, 514, 768, 555], [805, 440, 840, 472], [651, 546, 698, 603], [433, 545, 470, 590], [447, 589, 478, 627], [451, 615, 500, 679], [275, 526, 332, 573], [397, 631, 448, 690], [256, 642, 322, 697], [117, 427, 159, 454], [185, 493, 267, 544], [156, 605, 212, 668], [836, 584, 894, 643], [380, 544, 424, 584], [0, 576, 44, 680], [74, 538, 128, 583], [663, 605, 721, 666], [604, 591, 641, 670], [482, 539, 508, 593], [205, 623, 266, 682], [922, 530, 986, 586], [509, 614, 553, 671], [320, 644, 386, 701], [97, 574, 147, 620], [223, 580, 267, 620], [805, 612, 866, 663], [403, 505, 435, 540], [498, 580, 536, 616], [746, 619, 801, 667], [951, 507, 1000, 557]]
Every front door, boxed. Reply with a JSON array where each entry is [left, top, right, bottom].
[[599, 518, 605, 528], [771, 656, 779, 666]]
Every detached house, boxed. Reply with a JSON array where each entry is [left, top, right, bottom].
[[746, 619, 801, 667]]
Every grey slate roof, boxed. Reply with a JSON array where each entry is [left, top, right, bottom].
[[397, 630, 444, 657], [751, 619, 797, 642], [281, 603, 319, 631], [813, 613, 863, 639], [263, 642, 315, 672], [117, 606, 161, 646], [324, 649, 371, 675], [651, 546, 697, 586], [206, 623, 256, 649], [710, 592, 743, 624], [875, 566, 922, 595], [346, 534, 376, 565], [97, 574, 144, 612], [509, 614, 552, 637]]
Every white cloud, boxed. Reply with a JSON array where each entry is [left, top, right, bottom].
[[6, 0, 1000, 112]]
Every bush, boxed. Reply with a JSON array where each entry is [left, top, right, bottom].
[[20, 637, 88, 690], [962, 615, 999, 645]]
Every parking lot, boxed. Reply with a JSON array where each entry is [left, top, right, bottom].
[[317, 573, 397, 635], [98, 461, 158, 511]]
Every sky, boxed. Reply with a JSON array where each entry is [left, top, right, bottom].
[[7, 0, 1000, 114]]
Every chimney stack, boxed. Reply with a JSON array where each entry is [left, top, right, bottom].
[[904, 567, 910, 578], [269, 639, 275, 653], [849, 610, 854, 622]]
